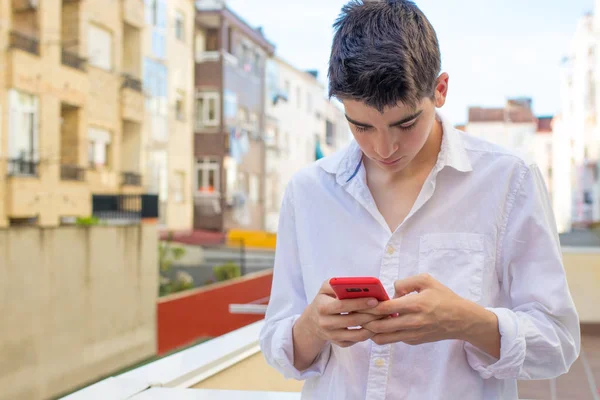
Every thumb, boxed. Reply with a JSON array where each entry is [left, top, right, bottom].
[[394, 273, 435, 298]]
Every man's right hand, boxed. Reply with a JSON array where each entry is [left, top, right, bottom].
[[296, 280, 383, 348]]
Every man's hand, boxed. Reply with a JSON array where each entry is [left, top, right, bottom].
[[360, 274, 501, 358], [297, 280, 383, 348]]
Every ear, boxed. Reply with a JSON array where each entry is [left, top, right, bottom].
[[434, 72, 449, 108]]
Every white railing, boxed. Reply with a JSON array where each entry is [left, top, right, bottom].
[[60, 321, 293, 399], [196, 51, 220, 63]]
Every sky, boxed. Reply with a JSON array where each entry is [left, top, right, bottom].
[[227, 0, 593, 124]]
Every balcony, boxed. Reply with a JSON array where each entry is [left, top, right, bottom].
[[61, 165, 86, 181], [121, 172, 142, 186], [61, 49, 86, 71], [92, 194, 158, 223], [122, 73, 143, 93], [9, 31, 39, 55], [7, 158, 38, 177]]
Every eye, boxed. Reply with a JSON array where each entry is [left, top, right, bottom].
[[354, 125, 372, 133], [398, 119, 418, 131]]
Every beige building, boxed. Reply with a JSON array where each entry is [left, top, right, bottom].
[[141, 0, 195, 232], [0, 0, 147, 227], [0, 0, 195, 231]]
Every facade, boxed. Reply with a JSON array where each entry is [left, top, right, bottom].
[[554, 11, 600, 231], [535, 116, 554, 203], [466, 98, 538, 164], [264, 57, 350, 232], [0, 0, 148, 227], [142, 0, 195, 231], [194, 0, 275, 232]]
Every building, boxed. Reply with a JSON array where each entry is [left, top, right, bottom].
[[555, 11, 600, 231], [193, 0, 275, 232], [142, 0, 195, 231], [535, 116, 554, 203], [263, 57, 350, 232], [0, 0, 150, 227], [466, 98, 538, 164]]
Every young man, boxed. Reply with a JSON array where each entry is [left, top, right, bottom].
[[260, 1, 580, 399]]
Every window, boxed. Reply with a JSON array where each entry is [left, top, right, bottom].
[[297, 87, 301, 109], [196, 92, 220, 128], [254, 52, 261, 75], [284, 80, 291, 97], [8, 90, 39, 173], [88, 24, 112, 70], [326, 120, 335, 146], [175, 91, 184, 121], [146, 0, 158, 25], [206, 29, 219, 52], [88, 127, 111, 168], [307, 93, 313, 113], [227, 27, 234, 54], [196, 158, 220, 194], [175, 11, 185, 41], [249, 174, 259, 204]]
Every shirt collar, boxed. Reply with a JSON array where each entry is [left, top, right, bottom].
[[318, 111, 472, 185]]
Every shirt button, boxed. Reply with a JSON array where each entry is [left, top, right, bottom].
[[375, 358, 386, 367], [386, 245, 395, 255]]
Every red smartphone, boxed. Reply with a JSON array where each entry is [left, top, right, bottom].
[[329, 277, 390, 301]]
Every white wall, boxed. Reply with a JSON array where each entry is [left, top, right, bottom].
[[466, 121, 538, 164], [264, 57, 349, 232]]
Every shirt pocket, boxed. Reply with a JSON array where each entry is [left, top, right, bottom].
[[418, 233, 485, 302]]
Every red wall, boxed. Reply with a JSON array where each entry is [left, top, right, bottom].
[[157, 271, 273, 355]]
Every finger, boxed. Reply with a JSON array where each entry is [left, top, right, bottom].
[[320, 280, 336, 296], [362, 296, 422, 316], [363, 313, 425, 334], [320, 297, 379, 316], [371, 328, 430, 346], [394, 274, 437, 297], [330, 327, 374, 344], [321, 312, 384, 330]]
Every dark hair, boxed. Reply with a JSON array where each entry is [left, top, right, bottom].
[[328, 0, 441, 112]]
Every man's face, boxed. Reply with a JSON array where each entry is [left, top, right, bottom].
[[342, 74, 449, 174]]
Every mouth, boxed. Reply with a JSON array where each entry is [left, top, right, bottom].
[[378, 157, 404, 166]]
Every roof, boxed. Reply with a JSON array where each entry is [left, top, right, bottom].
[[537, 116, 553, 133], [468, 107, 537, 123]]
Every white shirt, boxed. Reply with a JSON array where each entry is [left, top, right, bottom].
[[260, 113, 580, 400]]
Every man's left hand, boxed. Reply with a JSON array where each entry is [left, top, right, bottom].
[[361, 274, 500, 357]]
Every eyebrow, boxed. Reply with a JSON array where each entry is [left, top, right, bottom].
[[345, 110, 424, 128]]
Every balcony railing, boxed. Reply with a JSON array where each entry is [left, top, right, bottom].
[[92, 194, 159, 223], [122, 74, 143, 93], [9, 31, 40, 55], [121, 172, 142, 186], [7, 158, 38, 176], [61, 48, 86, 71], [61, 165, 86, 181]]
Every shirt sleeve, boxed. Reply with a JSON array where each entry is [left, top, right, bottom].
[[464, 163, 581, 380], [259, 183, 332, 380]]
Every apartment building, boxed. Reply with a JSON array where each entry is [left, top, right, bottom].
[[0, 0, 148, 227], [264, 57, 350, 232], [142, 0, 195, 231], [194, 0, 275, 232]]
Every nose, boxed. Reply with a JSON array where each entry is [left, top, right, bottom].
[[375, 132, 398, 159]]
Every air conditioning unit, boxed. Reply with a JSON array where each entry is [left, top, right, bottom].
[[28, 0, 38, 7]]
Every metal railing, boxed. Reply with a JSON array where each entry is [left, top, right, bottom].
[[121, 172, 142, 186], [61, 48, 86, 71], [92, 194, 159, 223], [61, 165, 86, 181], [7, 158, 38, 176], [9, 31, 39, 55], [122, 74, 143, 92]]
